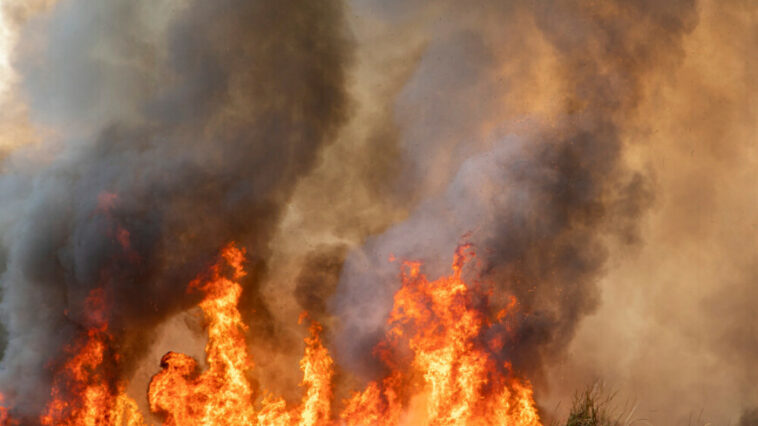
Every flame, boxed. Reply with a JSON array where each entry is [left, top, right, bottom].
[[148, 243, 539, 425], [148, 244, 336, 425], [13, 193, 147, 425], [39, 289, 145, 426], [148, 244, 257, 424], [4, 242, 538, 425], [342, 244, 540, 425], [0, 394, 11, 426]]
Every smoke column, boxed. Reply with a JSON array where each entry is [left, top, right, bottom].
[[0, 0, 349, 418], [321, 1, 755, 423], [334, 0, 695, 399], [0, 0, 755, 424]]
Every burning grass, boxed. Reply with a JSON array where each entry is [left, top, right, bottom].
[[5, 243, 543, 425]]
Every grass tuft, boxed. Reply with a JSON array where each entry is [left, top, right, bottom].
[[564, 384, 625, 426]]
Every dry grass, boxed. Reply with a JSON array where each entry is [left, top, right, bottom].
[[565, 386, 613, 426], [561, 384, 651, 426]]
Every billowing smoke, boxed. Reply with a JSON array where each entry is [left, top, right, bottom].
[[0, 0, 349, 418], [333, 0, 694, 390], [322, 1, 756, 424], [0, 0, 755, 424]]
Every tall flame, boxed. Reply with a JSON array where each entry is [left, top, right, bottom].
[[148, 243, 539, 425], [342, 245, 540, 425], [147, 244, 336, 425], [2, 243, 539, 425], [148, 244, 257, 424], [39, 289, 145, 426]]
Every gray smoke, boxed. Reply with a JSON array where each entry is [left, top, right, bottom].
[[0, 0, 350, 418], [1, 0, 753, 424], [333, 0, 697, 395]]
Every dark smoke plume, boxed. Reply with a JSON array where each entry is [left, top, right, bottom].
[[0, 0, 350, 417], [334, 0, 697, 390], [1, 0, 754, 424]]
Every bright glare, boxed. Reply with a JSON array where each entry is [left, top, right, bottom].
[[0, 1, 20, 100]]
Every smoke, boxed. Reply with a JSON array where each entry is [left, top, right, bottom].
[[332, 0, 696, 390], [0, 0, 350, 418], [0, 0, 754, 423], [741, 408, 758, 426], [321, 0, 755, 424], [0, 0, 57, 158], [544, 1, 758, 423]]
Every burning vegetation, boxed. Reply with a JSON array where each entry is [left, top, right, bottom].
[[3, 243, 541, 425], [0, 0, 754, 424]]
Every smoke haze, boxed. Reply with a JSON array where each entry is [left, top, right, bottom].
[[0, 0, 350, 418], [0, 0, 754, 424]]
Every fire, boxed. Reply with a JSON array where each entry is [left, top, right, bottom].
[[341, 245, 540, 425], [39, 289, 145, 426], [148, 244, 336, 425], [0, 394, 10, 426], [148, 243, 539, 425], [148, 244, 256, 424], [4, 243, 539, 425]]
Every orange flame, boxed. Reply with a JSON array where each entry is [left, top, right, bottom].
[[148, 244, 257, 424], [342, 244, 540, 425], [39, 289, 145, 426], [148, 244, 336, 425], [148, 243, 539, 425], [16, 242, 538, 425]]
